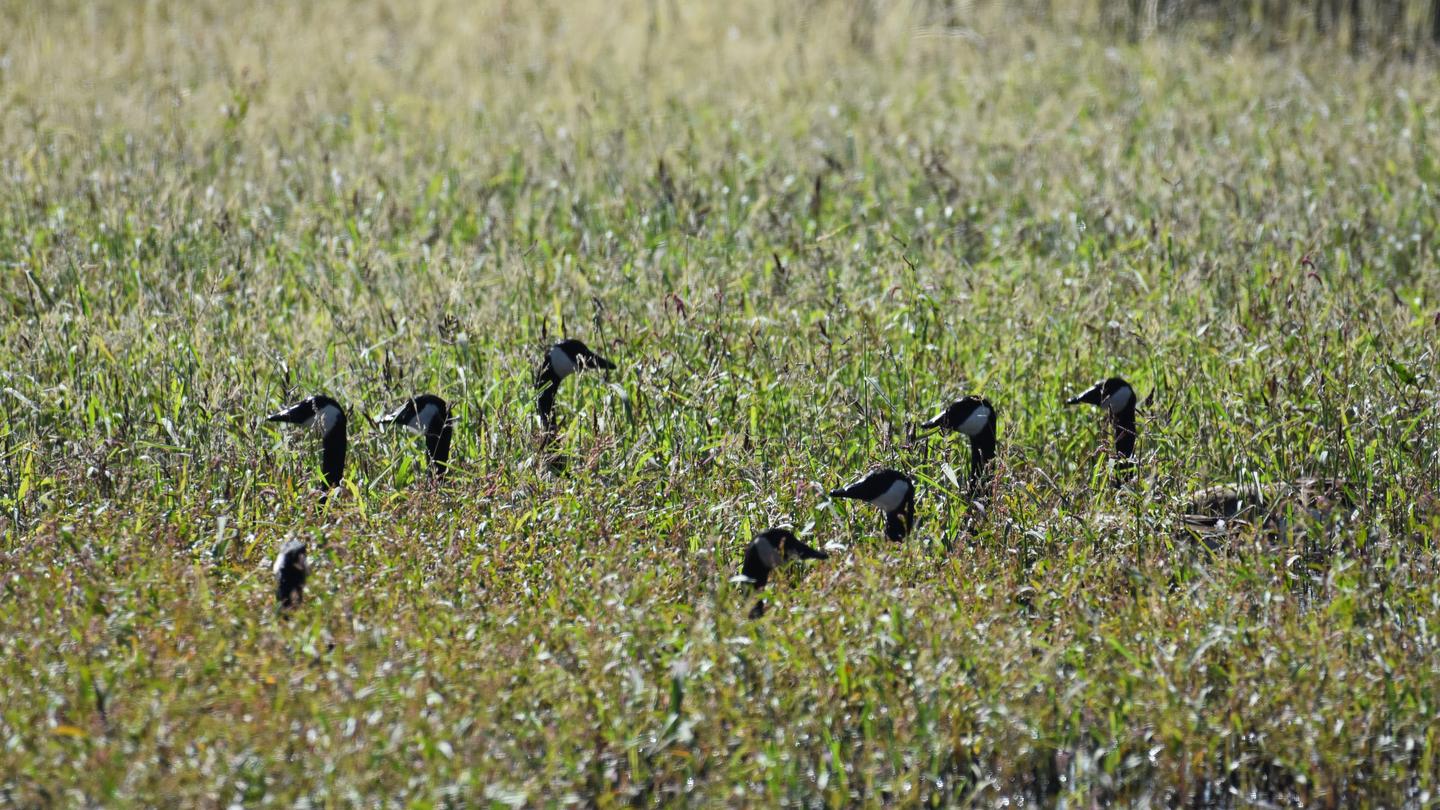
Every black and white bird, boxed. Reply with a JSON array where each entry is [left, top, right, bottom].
[[737, 527, 829, 618], [830, 469, 916, 541], [922, 395, 998, 494], [273, 539, 309, 610], [1066, 376, 1139, 472], [379, 394, 454, 477], [1067, 375, 1354, 544], [267, 395, 347, 491], [535, 339, 616, 431]]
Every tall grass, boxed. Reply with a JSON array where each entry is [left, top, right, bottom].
[[1, 0, 1438, 805], [911, 0, 1440, 52]]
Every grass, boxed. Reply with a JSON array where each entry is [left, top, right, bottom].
[[2, 0, 1439, 804]]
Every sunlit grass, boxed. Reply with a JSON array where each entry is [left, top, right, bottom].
[[1, 0, 1438, 804]]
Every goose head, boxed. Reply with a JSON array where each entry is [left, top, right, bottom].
[[922, 395, 997, 489], [273, 539, 309, 610], [1065, 376, 1136, 416], [1065, 376, 1138, 463], [830, 469, 916, 541], [379, 393, 454, 475], [267, 395, 347, 490], [268, 395, 346, 434], [740, 527, 828, 619], [536, 339, 616, 430], [538, 339, 616, 384], [740, 527, 829, 590]]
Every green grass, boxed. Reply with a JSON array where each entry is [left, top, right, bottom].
[[2, 0, 1439, 805]]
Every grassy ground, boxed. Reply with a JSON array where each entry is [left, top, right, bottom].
[[2, 0, 1439, 805]]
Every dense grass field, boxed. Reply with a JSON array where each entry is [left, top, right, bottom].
[[3, 0, 1440, 805]]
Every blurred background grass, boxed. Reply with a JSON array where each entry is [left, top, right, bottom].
[[1, 0, 1439, 805]]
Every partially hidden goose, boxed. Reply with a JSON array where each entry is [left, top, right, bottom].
[[267, 395, 347, 492], [273, 539, 309, 610], [1066, 374, 1355, 545], [737, 527, 829, 618], [379, 394, 454, 477], [1065, 376, 1138, 473], [922, 395, 997, 495], [1176, 479, 1356, 547], [536, 339, 616, 431], [830, 469, 916, 541]]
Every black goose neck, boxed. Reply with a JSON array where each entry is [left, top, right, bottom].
[[428, 423, 453, 474], [1109, 403, 1137, 460], [422, 402, 450, 458], [969, 422, 996, 465], [964, 423, 995, 494], [537, 384, 559, 431], [884, 493, 915, 541], [321, 418, 346, 490]]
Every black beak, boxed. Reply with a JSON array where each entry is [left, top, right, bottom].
[[920, 412, 948, 431], [828, 488, 851, 499], [1066, 383, 1104, 406], [589, 353, 617, 371], [788, 536, 829, 561], [266, 405, 309, 424]]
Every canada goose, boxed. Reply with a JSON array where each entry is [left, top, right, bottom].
[[379, 394, 454, 477], [267, 395, 347, 491], [1065, 376, 1138, 469], [1177, 479, 1355, 547], [536, 339, 616, 431], [273, 539, 309, 610], [738, 527, 829, 618], [1066, 375, 1354, 544], [830, 469, 916, 541], [922, 395, 997, 494]]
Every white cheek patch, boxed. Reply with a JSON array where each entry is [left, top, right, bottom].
[[408, 403, 440, 435], [308, 404, 342, 435], [272, 553, 285, 574], [869, 479, 911, 512], [549, 346, 577, 378], [956, 406, 991, 437], [1102, 386, 1133, 415]]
